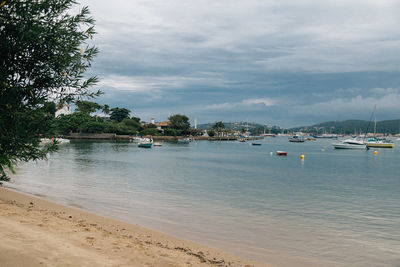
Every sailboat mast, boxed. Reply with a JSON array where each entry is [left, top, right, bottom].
[[374, 104, 376, 137]]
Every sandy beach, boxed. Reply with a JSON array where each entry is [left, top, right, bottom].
[[0, 187, 267, 267]]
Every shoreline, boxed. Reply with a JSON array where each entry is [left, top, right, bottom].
[[0, 187, 267, 267], [62, 133, 263, 141]]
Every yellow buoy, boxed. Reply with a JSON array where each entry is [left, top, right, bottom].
[[300, 154, 305, 159], [374, 150, 378, 155]]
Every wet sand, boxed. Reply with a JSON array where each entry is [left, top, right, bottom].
[[0, 187, 267, 267]]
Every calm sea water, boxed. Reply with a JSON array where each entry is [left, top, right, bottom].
[[7, 137, 400, 266]]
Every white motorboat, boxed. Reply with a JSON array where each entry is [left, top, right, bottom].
[[332, 139, 367, 149], [289, 135, 305, 142], [40, 138, 70, 145], [130, 136, 141, 143], [177, 138, 190, 143], [56, 138, 71, 144]]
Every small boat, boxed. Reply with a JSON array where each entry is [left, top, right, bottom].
[[276, 151, 287, 156], [365, 138, 395, 148], [364, 105, 395, 148], [177, 138, 190, 143], [332, 139, 367, 149], [252, 143, 262, 146], [56, 138, 71, 145], [130, 136, 141, 143], [289, 135, 305, 142], [153, 141, 163, 146], [311, 134, 338, 139], [238, 138, 246, 142], [138, 137, 153, 148], [40, 138, 70, 145]]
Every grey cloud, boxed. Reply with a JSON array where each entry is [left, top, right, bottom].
[[77, 0, 400, 126], [85, 0, 400, 74]]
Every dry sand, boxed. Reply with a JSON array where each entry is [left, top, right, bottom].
[[0, 187, 269, 267]]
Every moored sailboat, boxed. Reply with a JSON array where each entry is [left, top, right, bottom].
[[365, 138, 395, 148], [365, 105, 395, 148]]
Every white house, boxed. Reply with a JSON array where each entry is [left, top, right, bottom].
[[55, 103, 72, 117]]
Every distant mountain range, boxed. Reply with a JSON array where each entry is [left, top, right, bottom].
[[197, 119, 400, 135], [197, 121, 265, 130], [291, 119, 400, 134]]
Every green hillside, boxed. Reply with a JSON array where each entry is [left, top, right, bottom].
[[197, 119, 400, 135], [291, 119, 400, 134], [197, 121, 265, 131]]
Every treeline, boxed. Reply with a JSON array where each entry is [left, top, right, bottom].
[[198, 121, 282, 135], [43, 101, 201, 137]]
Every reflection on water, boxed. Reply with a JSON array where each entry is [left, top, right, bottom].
[[8, 138, 400, 267]]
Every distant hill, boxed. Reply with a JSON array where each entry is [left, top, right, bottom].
[[197, 121, 265, 130], [291, 119, 400, 134], [197, 119, 400, 135]]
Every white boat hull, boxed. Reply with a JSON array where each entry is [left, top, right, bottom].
[[40, 138, 70, 145], [332, 143, 367, 149]]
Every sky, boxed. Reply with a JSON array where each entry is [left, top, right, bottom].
[[78, 0, 400, 127]]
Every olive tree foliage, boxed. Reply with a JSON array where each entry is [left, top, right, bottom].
[[0, 0, 100, 181], [110, 108, 131, 122], [212, 121, 226, 137], [75, 100, 102, 114], [212, 121, 225, 130], [168, 114, 190, 131]]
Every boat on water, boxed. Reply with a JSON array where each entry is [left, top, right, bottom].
[[138, 137, 153, 148], [251, 143, 262, 146], [365, 105, 395, 148], [40, 138, 70, 145], [177, 138, 191, 143], [365, 138, 395, 148], [289, 135, 305, 142], [153, 141, 163, 146], [276, 151, 287, 156], [332, 139, 367, 149], [311, 134, 338, 139], [130, 136, 141, 143]]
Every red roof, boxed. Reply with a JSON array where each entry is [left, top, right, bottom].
[[156, 121, 169, 127]]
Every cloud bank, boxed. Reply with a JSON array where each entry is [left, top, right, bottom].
[[78, 0, 400, 126]]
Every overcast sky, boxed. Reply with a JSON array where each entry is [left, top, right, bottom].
[[78, 0, 400, 127]]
